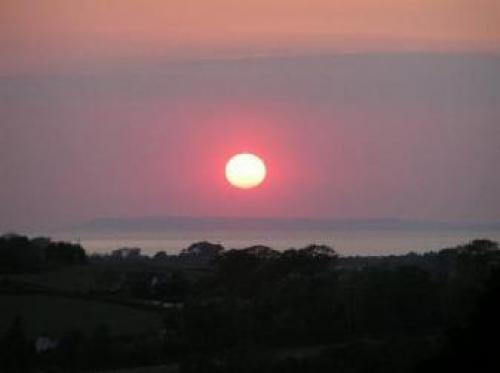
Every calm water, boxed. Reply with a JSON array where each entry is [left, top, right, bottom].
[[52, 228, 500, 256]]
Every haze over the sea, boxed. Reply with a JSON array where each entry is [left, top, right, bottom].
[[44, 216, 500, 256]]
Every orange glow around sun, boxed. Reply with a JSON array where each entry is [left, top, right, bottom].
[[225, 153, 267, 189]]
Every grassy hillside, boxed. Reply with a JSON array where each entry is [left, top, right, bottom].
[[92, 365, 179, 373], [0, 295, 163, 337]]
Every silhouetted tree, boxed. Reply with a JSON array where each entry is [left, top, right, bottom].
[[181, 241, 225, 264], [153, 250, 169, 261], [0, 234, 42, 272], [45, 241, 86, 265]]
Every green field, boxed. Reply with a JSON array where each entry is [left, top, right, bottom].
[[92, 365, 179, 373], [9, 264, 131, 293], [0, 294, 163, 337]]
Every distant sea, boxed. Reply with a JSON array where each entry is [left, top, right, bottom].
[[48, 217, 500, 257]]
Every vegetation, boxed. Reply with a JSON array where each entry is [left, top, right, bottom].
[[0, 295, 163, 337], [1, 234, 499, 372], [0, 234, 86, 273]]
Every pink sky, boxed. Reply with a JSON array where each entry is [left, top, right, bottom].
[[1, 1, 500, 230], [2, 0, 499, 74]]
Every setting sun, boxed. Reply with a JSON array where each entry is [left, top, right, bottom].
[[225, 153, 267, 189]]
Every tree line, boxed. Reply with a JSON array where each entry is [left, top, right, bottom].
[[0, 234, 87, 273], [1, 235, 499, 372]]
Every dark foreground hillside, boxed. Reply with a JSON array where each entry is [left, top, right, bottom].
[[1, 234, 499, 372]]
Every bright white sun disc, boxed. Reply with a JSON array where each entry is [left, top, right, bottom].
[[225, 153, 266, 189]]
